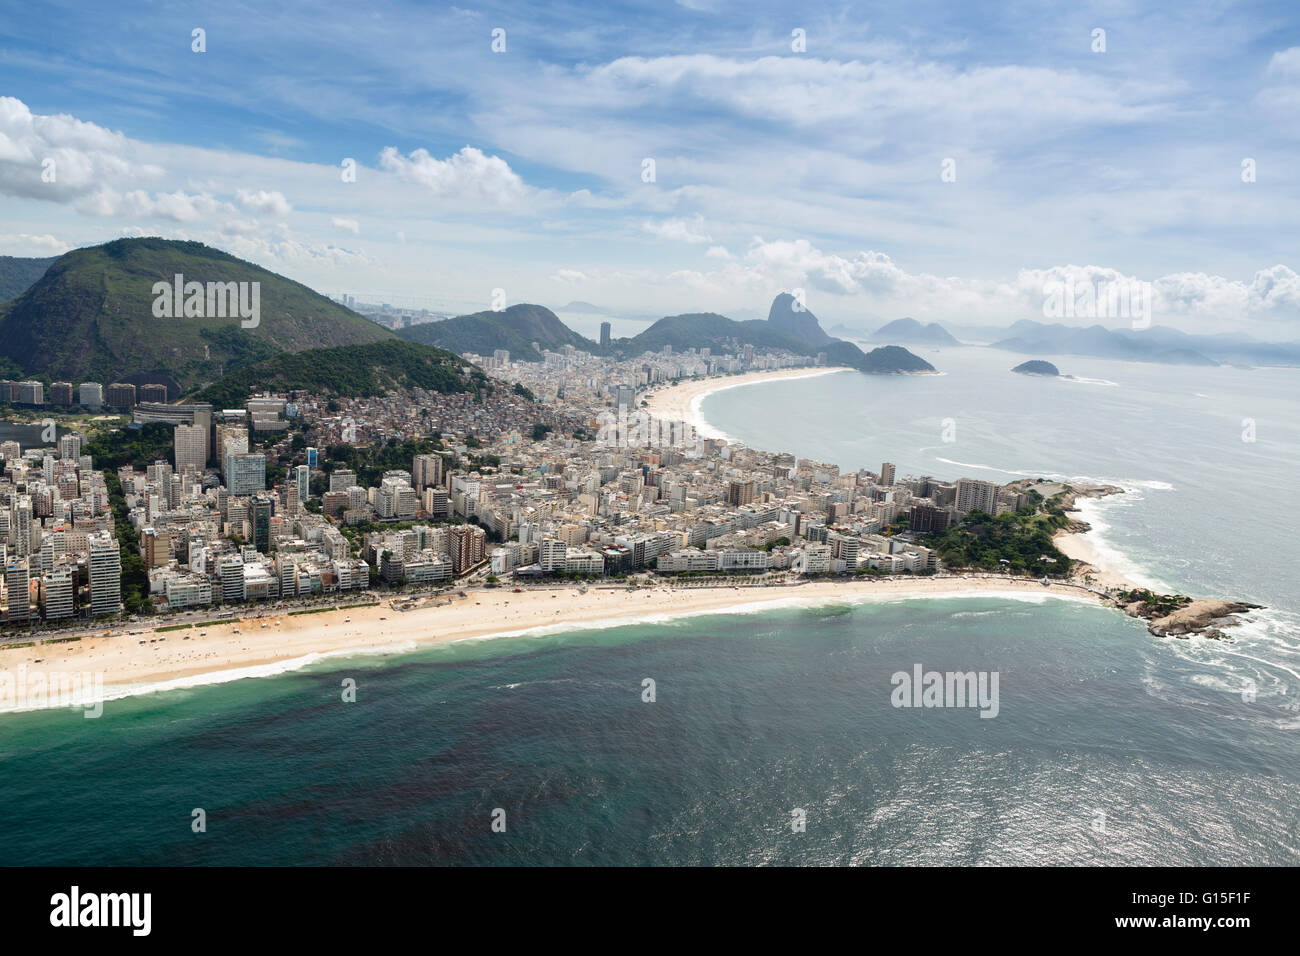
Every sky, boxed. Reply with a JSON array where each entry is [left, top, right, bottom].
[[1, 0, 1299, 336]]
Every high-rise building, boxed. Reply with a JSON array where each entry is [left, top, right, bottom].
[[449, 524, 486, 574], [880, 462, 896, 487], [329, 469, 357, 493], [727, 479, 755, 506], [11, 498, 32, 557], [50, 382, 74, 406], [174, 423, 207, 475], [88, 532, 122, 617], [139, 383, 169, 403], [954, 478, 1000, 516], [412, 453, 443, 492], [106, 382, 137, 410], [908, 503, 952, 533], [305, 446, 318, 468], [17, 381, 45, 405], [228, 454, 267, 497], [294, 465, 310, 507], [143, 527, 171, 568], [599, 321, 612, 347], [5, 559, 30, 622], [615, 384, 635, 411], [58, 433, 82, 460], [250, 496, 272, 553], [38, 565, 75, 620], [79, 382, 104, 408], [218, 424, 249, 481]]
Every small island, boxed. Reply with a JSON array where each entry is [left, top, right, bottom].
[[1012, 360, 1060, 376]]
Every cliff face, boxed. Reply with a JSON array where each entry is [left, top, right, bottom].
[[767, 293, 835, 346]]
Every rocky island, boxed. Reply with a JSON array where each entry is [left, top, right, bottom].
[[1012, 360, 1060, 376]]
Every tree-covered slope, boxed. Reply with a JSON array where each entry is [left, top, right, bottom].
[[189, 340, 486, 408], [397, 304, 596, 361], [0, 238, 394, 388]]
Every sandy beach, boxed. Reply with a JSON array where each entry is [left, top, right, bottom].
[[643, 367, 852, 438], [0, 575, 1112, 710], [1055, 526, 1134, 590]]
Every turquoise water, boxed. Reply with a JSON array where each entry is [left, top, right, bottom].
[[0, 345, 1296, 865], [2, 599, 1292, 865]]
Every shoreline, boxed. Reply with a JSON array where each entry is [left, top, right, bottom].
[[1, 575, 1107, 713], [642, 367, 851, 438]]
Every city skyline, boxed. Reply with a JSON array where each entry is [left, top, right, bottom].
[[2, 0, 1299, 334]]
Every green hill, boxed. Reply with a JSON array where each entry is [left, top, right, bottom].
[[189, 340, 486, 409], [396, 303, 595, 361], [0, 238, 394, 389], [615, 312, 935, 374], [0, 254, 58, 303]]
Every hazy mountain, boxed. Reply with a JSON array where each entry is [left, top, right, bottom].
[[396, 303, 596, 362], [0, 238, 393, 388], [0, 254, 58, 303], [869, 317, 961, 347], [616, 310, 935, 374], [766, 292, 836, 346], [991, 321, 1219, 366]]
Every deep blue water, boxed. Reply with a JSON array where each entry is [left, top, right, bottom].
[[1, 346, 1297, 865]]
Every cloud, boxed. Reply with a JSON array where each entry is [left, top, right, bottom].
[[642, 216, 712, 244], [550, 268, 587, 283], [331, 217, 360, 235], [236, 188, 292, 216], [378, 145, 527, 205], [0, 95, 159, 202], [0, 233, 72, 255]]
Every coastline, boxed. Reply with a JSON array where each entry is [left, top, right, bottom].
[[1, 576, 1105, 712], [643, 366, 851, 438]]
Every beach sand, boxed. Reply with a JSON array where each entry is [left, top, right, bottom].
[[1055, 528, 1135, 591], [0, 576, 1110, 708], [643, 367, 852, 438]]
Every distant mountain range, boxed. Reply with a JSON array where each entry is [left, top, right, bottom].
[[989, 321, 1231, 366], [0, 254, 58, 303], [399, 296, 935, 374], [397, 303, 594, 362], [867, 317, 961, 347], [0, 238, 394, 389], [615, 305, 934, 373]]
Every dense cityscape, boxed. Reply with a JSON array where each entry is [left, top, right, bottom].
[[0, 344, 1054, 633]]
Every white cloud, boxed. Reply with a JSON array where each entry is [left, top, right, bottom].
[[236, 188, 292, 216], [0, 233, 71, 255], [331, 217, 360, 235], [551, 269, 588, 283], [642, 216, 712, 244], [378, 145, 527, 205], [0, 95, 159, 202]]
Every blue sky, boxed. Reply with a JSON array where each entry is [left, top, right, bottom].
[[2, 0, 1299, 334]]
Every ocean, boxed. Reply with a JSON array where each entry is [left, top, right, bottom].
[[1, 345, 1296, 865]]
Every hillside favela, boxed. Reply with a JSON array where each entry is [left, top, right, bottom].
[[0, 0, 1296, 923]]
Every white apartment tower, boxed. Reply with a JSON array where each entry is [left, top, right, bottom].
[[88, 532, 122, 617]]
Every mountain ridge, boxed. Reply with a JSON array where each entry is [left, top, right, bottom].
[[0, 238, 394, 388]]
